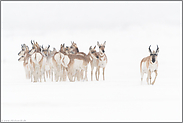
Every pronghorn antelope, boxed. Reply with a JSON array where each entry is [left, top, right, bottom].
[[41, 45, 54, 81], [140, 45, 159, 85], [59, 45, 99, 82], [29, 41, 45, 82], [18, 41, 107, 82], [70, 41, 79, 54], [69, 41, 88, 80], [89, 45, 100, 81], [18, 45, 33, 80], [95, 41, 107, 81], [52, 44, 69, 82]]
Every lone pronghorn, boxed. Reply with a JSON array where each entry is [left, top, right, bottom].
[[140, 45, 159, 85]]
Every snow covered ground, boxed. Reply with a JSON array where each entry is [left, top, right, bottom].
[[1, 1, 182, 122]]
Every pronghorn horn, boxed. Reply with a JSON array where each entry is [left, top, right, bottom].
[[31, 40, 33, 45], [94, 45, 96, 49], [97, 41, 100, 46], [48, 45, 50, 49], [63, 43, 65, 47], [149, 45, 152, 54], [104, 41, 106, 45], [156, 45, 159, 53]]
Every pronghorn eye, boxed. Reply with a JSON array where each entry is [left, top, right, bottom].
[[91, 51, 95, 54], [70, 46, 73, 48], [99, 46, 101, 48]]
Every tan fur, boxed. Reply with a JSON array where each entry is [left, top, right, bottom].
[[140, 48, 159, 85], [96, 41, 107, 81]]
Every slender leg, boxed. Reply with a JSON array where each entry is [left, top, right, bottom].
[[147, 70, 151, 85], [91, 66, 94, 81], [98, 68, 100, 81], [95, 68, 98, 81], [141, 71, 144, 84], [103, 67, 105, 81], [152, 70, 158, 85]]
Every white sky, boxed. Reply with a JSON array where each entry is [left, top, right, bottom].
[[2, 1, 181, 35]]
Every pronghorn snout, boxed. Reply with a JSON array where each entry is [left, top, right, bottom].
[[152, 58, 155, 63], [102, 50, 105, 53]]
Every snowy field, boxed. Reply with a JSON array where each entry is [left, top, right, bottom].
[[1, 1, 182, 122]]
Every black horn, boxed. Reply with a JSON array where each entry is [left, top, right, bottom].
[[31, 40, 33, 45], [149, 45, 152, 54], [156, 45, 159, 53]]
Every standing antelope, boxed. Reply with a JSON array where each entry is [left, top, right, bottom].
[[18, 45, 32, 80], [140, 45, 159, 85], [29, 41, 45, 82], [41, 45, 54, 81], [95, 41, 107, 81], [61, 46, 99, 82]]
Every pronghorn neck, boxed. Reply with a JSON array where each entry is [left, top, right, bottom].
[[99, 52, 105, 57]]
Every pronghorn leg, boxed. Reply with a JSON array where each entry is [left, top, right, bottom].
[[85, 67, 88, 81], [98, 68, 100, 81], [63, 67, 66, 81], [147, 70, 151, 85], [91, 66, 94, 81], [141, 71, 144, 84], [51, 68, 53, 82], [68, 71, 74, 82], [76, 70, 80, 81], [44, 71, 46, 82], [95, 68, 98, 81], [152, 70, 158, 85], [103, 67, 105, 81]]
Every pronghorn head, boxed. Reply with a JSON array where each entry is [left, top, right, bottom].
[[89, 46, 99, 59], [149, 45, 159, 63], [21, 44, 27, 50], [65, 46, 71, 55], [97, 41, 106, 54], [30, 40, 41, 52], [71, 41, 77, 48], [70, 41, 79, 53], [41, 45, 50, 56], [60, 44, 65, 53], [18, 56, 24, 61], [18, 45, 29, 56]]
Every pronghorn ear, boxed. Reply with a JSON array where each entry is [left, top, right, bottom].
[[104, 41, 106, 46], [94, 45, 96, 49], [97, 41, 100, 46], [156, 45, 159, 54], [89, 46, 92, 50], [148, 45, 152, 54]]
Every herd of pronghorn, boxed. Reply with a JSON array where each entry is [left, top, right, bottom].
[[18, 40, 159, 85], [18, 40, 107, 82]]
